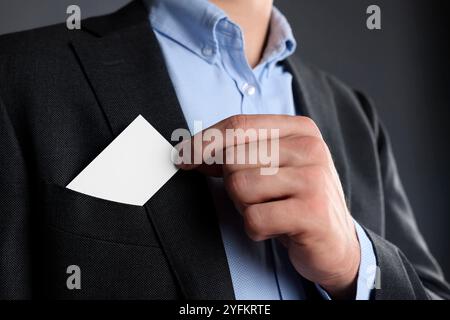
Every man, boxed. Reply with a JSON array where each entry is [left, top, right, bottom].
[[0, 0, 448, 299]]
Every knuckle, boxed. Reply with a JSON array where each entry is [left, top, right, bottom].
[[228, 115, 248, 130], [304, 136, 328, 161], [243, 206, 266, 241], [289, 136, 329, 164], [298, 116, 321, 137], [289, 136, 307, 150], [227, 171, 248, 195]]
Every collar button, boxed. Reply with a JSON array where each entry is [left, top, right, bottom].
[[202, 47, 214, 57]]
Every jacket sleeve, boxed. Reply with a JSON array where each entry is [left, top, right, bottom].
[[355, 91, 450, 300], [0, 94, 33, 299]]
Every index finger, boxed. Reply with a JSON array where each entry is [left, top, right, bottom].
[[175, 114, 322, 170]]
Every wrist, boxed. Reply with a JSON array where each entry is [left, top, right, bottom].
[[320, 241, 361, 300]]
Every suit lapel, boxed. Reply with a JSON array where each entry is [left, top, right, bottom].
[[71, 0, 234, 299]]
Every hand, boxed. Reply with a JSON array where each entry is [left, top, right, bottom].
[[177, 115, 361, 299]]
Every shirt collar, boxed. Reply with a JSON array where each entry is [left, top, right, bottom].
[[261, 7, 297, 67], [147, 0, 226, 63], [146, 0, 297, 67]]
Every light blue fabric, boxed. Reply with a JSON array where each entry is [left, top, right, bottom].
[[145, 0, 376, 300]]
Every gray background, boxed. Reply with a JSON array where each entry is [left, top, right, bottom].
[[0, 0, 449, 279]]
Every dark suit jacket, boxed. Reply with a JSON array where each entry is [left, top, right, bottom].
[[0, 0, 449, 300]]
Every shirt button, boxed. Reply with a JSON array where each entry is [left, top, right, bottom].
[[202, 47, 214, 57], [242, 83, 256, 96]]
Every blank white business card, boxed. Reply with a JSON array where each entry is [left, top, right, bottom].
[[66, 115, 179, 206]]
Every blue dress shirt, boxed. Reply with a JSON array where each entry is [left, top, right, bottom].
[[145, 0, 376, 300]]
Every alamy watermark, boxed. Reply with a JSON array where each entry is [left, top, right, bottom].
[[367, 5, 382, 30], [171, 121, 280, 176], [366, 265, 382, 290], [66, 265, 81, 290], [65, 4, 382, 32], [66, 5, 81, 30]]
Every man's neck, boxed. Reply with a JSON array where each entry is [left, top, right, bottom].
[[209, 0, 273, 68]]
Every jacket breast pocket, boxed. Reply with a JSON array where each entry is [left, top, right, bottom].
[[39, 182, 179, 299], [42, 182, 160, 248]]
